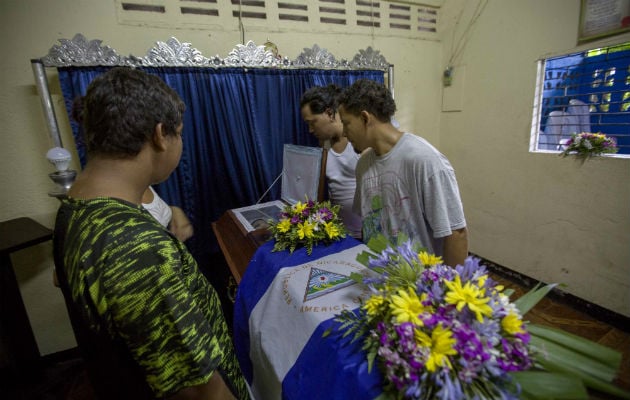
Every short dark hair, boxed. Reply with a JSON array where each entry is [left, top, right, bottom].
[[338, 79, 396, 123], [299, 84, 342, 115], [78, 67, 185, 158]]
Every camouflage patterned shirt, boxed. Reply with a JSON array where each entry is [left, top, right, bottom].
[[54, 197, 248, 398]]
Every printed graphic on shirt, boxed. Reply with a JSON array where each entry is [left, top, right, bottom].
[[361, 170, 413, 242]]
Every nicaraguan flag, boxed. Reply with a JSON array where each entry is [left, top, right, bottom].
[[233, 237, 383, 400]]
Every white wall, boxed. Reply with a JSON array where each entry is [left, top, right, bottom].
[[0, 0, 441, 355], [439, 0, 630, 317]]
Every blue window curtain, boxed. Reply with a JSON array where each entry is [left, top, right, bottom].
[[57, 66, 384, 259]]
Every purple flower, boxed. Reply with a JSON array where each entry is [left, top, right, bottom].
[[376, 322, 390, 346], [422, 280, 445, 303], [421, 305, 452, 328], [396, 240, 418, 265], [362, 276, 387, 287], [368, 247, 397, 271], [455, 256, 488, 282], [497, 338, 532, 372], [515, 331, 531, 344], [395, 322, 417, 353], [318, 207, 333, 221], [404, 382, 421, 398], [453, 325, 490, 364], [434, 370, 463, 400]]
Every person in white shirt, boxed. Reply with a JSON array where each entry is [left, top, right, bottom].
[[142, 186, 194, 242], [300, 84, 362, 238]]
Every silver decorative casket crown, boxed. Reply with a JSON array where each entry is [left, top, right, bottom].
[[39, 33, 390, 70]]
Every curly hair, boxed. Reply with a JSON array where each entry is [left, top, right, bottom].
[[338, 79, 396, 123], [299, 84, 343, 116], [76, 67, 185, 158]]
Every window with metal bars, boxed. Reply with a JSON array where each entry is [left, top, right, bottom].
[[532, 42, 630, 156]]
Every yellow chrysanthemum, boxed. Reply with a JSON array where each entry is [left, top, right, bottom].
[[444, 275, 493, 322], [324, 221, 340, 239], [418, 251, 443, 266], [293, 201, 307, 215], [363, 295, 386, 316], [277, 218, 291, 233], [502, 312, 525, 335], [390, 288, 427, 326], [424, 324, 457, 372], [297, 221, 314, 239], [414, 328, 431, 347]]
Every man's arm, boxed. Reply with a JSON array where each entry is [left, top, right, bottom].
[[169, 206, 194, 242], [442, 227, 468, 267]]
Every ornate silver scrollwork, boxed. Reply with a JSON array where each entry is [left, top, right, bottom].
[[349, 47, 390, 70], [141, 37, 209, 67], [36, 34, 389, 71], [294, 45, 339, 69], [41, 33, 123, 67], [223, 41, 278, 67]]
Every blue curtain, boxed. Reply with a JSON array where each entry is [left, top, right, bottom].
[[58, 66, 384, 259]]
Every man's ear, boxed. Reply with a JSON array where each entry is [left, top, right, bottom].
[[152, 123, 168, 151], [360, 110, 370, 125]]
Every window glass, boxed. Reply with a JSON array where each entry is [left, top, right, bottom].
[[533, 42, 630, 155]]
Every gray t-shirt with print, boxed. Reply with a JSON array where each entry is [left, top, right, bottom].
[[353, 132, 466, 255]]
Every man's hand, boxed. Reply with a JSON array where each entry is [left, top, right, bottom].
[[169, 206, 194, 242]]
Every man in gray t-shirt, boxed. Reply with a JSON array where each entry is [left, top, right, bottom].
[[338, 79, 468, 267]]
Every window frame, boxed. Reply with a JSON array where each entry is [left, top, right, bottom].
[[530, 41, 630, 159]]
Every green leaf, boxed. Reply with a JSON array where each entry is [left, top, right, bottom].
[[511, 371, 589, 399], [349, 272, 366, 284], [531, 334, 617, 382], [514, 283, 558, 315], [529, 324, 622, 368], [366, 234, 394, 253], [356, 250, 377, 267], [533, 353, 630, 399], [530, 333, 630, 399], [367, 350, 377, 373]]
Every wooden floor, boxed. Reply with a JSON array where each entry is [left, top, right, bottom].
[[5, 267, 629, 399]]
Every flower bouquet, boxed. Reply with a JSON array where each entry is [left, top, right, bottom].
[[268, 198, 346, 255], [328, 234, 630, 400], [560, 132, 618, 158]]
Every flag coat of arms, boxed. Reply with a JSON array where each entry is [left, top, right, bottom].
[[233, 237, 383, 399]]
